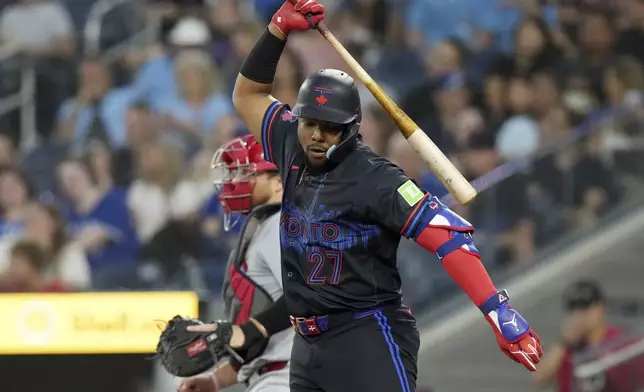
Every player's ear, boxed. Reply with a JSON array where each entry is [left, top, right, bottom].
[[270, 173, 282, 194]]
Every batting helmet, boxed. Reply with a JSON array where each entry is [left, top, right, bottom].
[[211, 134, 277, 231], [292, 69, 362, 162]]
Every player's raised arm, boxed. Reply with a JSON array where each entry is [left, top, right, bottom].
[[232, 0, 325, 144], [368, 162, 543, 372]]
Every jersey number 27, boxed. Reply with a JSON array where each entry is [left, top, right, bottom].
[[307, 250, 343, 285]]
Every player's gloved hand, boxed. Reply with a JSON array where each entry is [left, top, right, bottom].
[[178, 374, 219, 392], [271, 0, 325, 36], [480, 290, 543, 371], [188, 318, 265, 347]]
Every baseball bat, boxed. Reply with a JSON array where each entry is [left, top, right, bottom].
[[288, 2, 478, 205]]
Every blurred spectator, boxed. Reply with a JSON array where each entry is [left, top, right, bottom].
[[540, 106, 575, 147], [55, 58, 139, 151], [0, 0, 77, 136], [206, 0, 241, 38], [463, 135, 535, 265], [84, 141, 116, 192], [561, 68, 600, 120], [496, 115, 541, 160], [0, 202, 90, 290], [358, 107, 389, 156], [0, 239, 69, 292], [125, 102, 159, 150], [532, 70, 563, 121], [483, 15, 563, 119], [170, 149, 216, 221], [128, 140, 181, 243], [481, 68, 510, 131], [562, 7, 618, 102], [287, 8, 359, 77], [493, 77, 542, 159], [0, 167, 32, 238], [482, 0, 560, 53], [427, 38, 468, 78], [603, 55, 644, 107], [200, 189, 241, 261], [217, 21, 263, 92], [616, 0, 644, 65], [158, 49, 236, 158], [510, 16, 562, 78], [56, 158, 139, 288], [337, 0, 393, 46], [273, 47, 306, 107], [533, 280, 624, 392], [251, 0, 282, 23], [534, 134, 620, 231], [131, 16, 212, 109], [0, 132, 16, 167], [402, 38, 469, 122], [509, 76, 535, 117], [0, 0, 74, 59], [599, 56, 644, 175], [412, 72, 485, 157], [404, 0, 558, 52]]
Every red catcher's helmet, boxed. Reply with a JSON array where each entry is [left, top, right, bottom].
[[211, 134, 278, 231]]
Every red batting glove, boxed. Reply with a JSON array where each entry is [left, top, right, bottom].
[[485, 316, 543, 371], [480, 291, 543, 371], [271, 0, 325, 36]]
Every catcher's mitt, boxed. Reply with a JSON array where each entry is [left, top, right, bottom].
[[156, 316, 235, 377]]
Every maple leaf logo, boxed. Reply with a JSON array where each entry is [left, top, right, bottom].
[[316, 95, 328, 105], [281, 111, 294, 121]]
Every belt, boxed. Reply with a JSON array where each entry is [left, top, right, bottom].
[[290, 307, 384, 336], [258, 361, 288, 375]]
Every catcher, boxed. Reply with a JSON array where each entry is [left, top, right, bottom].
[[157, 134, 292, 392]]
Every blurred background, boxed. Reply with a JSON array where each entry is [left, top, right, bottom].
[[0, 0, 642, 391]]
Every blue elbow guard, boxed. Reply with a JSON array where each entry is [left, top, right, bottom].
[[408, 196, 479, 259]]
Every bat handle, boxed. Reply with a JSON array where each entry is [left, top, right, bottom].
[[305, 14, 318, 30]]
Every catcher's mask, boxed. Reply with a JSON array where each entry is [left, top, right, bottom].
[[211, 134, 277, 231], [292, 68, 362, 163]]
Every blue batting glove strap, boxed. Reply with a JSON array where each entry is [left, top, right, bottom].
[[478, 290, 510, 314], [487, 303, 531, 342]]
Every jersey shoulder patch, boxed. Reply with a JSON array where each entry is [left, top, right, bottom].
[[397, 179, 424, 207], [281, 109, 297, 123]]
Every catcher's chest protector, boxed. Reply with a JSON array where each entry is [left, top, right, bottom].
[[222, 203, 281, 325]]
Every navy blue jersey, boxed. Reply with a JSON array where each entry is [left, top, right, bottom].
[[261, 100, 432, 317]]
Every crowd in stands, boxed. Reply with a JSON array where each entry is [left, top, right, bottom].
[[0, 0, 642, 312]]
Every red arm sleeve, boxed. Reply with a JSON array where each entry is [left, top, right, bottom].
[[416, 226, 497, 307]]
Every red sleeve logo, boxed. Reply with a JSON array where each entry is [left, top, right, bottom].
[[281, 111, 294, 121]]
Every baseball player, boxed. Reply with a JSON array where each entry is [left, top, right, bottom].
[[179, 134, 293, 392], [189, 1, 543, 391]]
